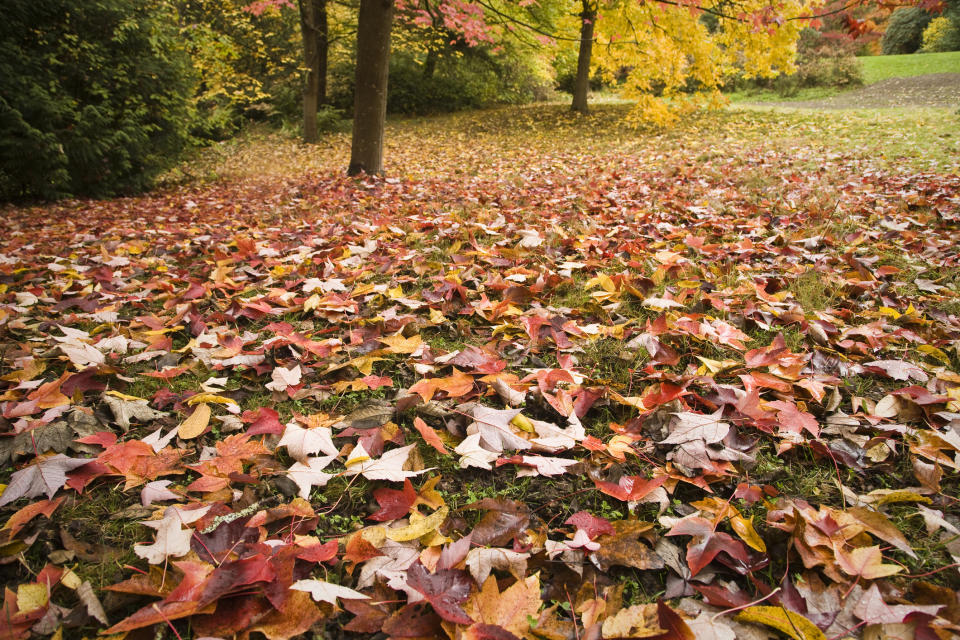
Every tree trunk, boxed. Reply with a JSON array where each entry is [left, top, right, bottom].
[[317, 0, 328, 105], [348, 0, 394, 176], [571, 0, 595, 114], [423, 47, 437, 81], [298, 0, 324, 143]]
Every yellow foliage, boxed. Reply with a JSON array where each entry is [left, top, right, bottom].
[[574, 0, 820, 125]]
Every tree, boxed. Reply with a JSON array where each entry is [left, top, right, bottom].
[[0, 0, 193, 199], [298, 0, 330, 142], [584, 0, 819, 124], [348, 0, 395, 174], [571, 0, 597, 113]]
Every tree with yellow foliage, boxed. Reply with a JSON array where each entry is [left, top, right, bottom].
[[558, 0, 821, 122]]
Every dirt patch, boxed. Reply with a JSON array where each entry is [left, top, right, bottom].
[[768, 73, 960, 109]]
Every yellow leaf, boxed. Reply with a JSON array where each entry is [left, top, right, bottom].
[[303, 293, 321, 312], [17, 583, 49, 614], [178, 403, 211, 439], [385, 506, 449, 542], [585, 273, 617, 293], [510, 414, 535, 433], [606, 435, 635, 461], [731, 515, 767, 552], [871, 490, 932, 507], [415, 476, 446, 510], [387, 285, 404, 299], [429, 308, 447, 324], [918, 345, 951, 365], [696, 356, 739, 375], [676, 279, 700, 289], [60, 568, 82, 590], [105, 390, 147, 402], [380, 334, 423, 354], [736, 606, 826, 640], [187, 393, 238, 407]]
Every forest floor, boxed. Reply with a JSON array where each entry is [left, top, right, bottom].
[[1, 103, 959, 640]]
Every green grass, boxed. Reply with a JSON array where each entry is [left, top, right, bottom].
[[859, 51, 960, 84], [724, 85, 843, 104], [725, 51, 960, 104]]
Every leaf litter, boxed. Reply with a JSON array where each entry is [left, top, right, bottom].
[[1, 104, 959, 638]]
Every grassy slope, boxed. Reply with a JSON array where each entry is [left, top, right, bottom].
[[860, 50, 960, 83], [726, 49, 960, 103]]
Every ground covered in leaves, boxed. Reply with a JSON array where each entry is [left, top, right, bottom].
[[1, 104, 960, 640]]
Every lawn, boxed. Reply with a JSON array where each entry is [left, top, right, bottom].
[[1, 104, 959, 639], [860, 50, 960, 84], [726, 49, 960, 103]]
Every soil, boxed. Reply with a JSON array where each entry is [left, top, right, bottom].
[[766, 72, 960, 109]]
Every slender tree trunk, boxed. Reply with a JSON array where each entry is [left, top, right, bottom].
[[348, 0, 394, 175], [423, 47, 437, 81], [317, 0, 328, 105], [571, 0, 595, 114], [299, 0, 323, 143]]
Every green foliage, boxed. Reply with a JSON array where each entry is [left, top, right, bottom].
[[329, 46, 554, 116], [882, 7, 933, 55], [921, 16, 960, 52], [0, 0, 193, 200], [176, 0, 302, 139]]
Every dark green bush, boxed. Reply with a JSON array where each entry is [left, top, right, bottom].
[[0, 0, 193, 200], [882, 7, 934, 54]]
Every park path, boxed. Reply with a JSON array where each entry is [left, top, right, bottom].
[[769, 72, 960, 109]]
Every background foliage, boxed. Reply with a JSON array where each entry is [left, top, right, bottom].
[[0, 0, 194, 200]]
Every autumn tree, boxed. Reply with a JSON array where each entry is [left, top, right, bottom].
[[558, 0, 821, 119]]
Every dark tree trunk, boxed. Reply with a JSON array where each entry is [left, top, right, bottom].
[[571, 0, 595, 114], [299, 0, 328, 143], [348, 0, 394, 175], [317, 0, 328, 105], [423, 47, 437, 80]]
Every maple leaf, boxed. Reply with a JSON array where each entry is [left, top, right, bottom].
[[406, 561, 474, 624], [133, 505, 212, 564], [666, 515, 750, 577], [0, 454, 89, 507], [278, 421, 339, 460], [286, 455, 336, 499], [413, 416, 449, 454], [101, 393, 167, 431], [564, 511, 615, 539], [662, 410, 729, 445], [368, 479, 417, 521], [465, 547, 529, 585], [496, 454, 577, 477], [835, 545, 901, 580], [266, 364, 302, 392], [852, 584, 943, 624], [463, 574, 541, 637], [455, 433, 500, 470], [343, 443, 425, 481], [140, 480, 179, 506], [863, 359, 928, 382], [291, 579, 369, 606], [467, 405, 532, 453]]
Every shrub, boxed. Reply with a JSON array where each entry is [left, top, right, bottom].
[[724, 28, 863, 96], [882, 7, 934, 54], [0, 0, 193, 200], [920, 16, 960, 52], [328, 46, 554, 116]]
